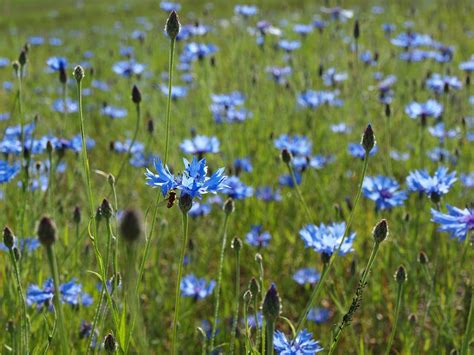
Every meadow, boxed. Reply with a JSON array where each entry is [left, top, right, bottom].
[[0, 0, 473, 354]]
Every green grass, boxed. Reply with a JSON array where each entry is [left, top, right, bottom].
[[0, 0, 473, 353]]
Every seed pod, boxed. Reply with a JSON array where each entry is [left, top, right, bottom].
[[394, 265, 407, 284], [100, 199, 113, 220], [37, 216, 57, 247], [231, 237, 242, 252]]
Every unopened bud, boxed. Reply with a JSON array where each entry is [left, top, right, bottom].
[[231, 237, 242, 252], [37, 216, 57, 247], [103, 332, 117, 353], [395, 265, 407, 284], [100, 199, 113, 219], [372, 219, 388, 243], [165, 11, 181, 40], [119, 209, 143, 243], [281, 148, 292, 164], [224, 198, 235, 215], [262, 284, 281, 322], [131, 85, 141, 104], [73, 65, 85, 82], [418, 251, 429, 264], [361, 124, 375, 153], [179, 193, 193, 213], [3, 227, 16, 250]]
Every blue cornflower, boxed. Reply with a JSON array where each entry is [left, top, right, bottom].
[[274, 329, 323, 354], [113, 139, 144, 155], [406, 166, 457, 200], [180, 274, 216, 300], [321, 6, 354, 22], [180, 43, 217, 62], [426, 74, 462, 93], [278, 40, 301, 52], [221, 176, 253, 199], [256, 186, 282, 202], [293, 24, 313, 36], [431, 205, 474, 241], [359, 50, 377, 65], [297, 90, 343, 109], [309, 155, 335, 170], [160, 1, 181, 11], [460, 173, 474, 188], [322, 68, 348, 86], [159, 84, 188, 99], [211, 92, 245, 107], [266, 66, 292, 85], [405, 99, 443, 119], [46, 57, 67, 71], [247, 312, 263, 329], [28, 36, 45, 45], [428, 123, 460, 141], [212, 107, 252, 123], [391, 32, 434, 47], [300, 222, 355, 256], [459, 57, 474, 72], [234, 5, 258, 17], [91, 80, 110, 91], [390, 150, 410, 161], [0, 237, 40, 252], [145, 157, 227, 199], [189, 201, 212, 218], [180, 135, 220, 155], [0, 160, 20, 183], [308, 307, 331, 324], [0, 113, 10, 121], [52, 98, 78, 113], [233, 157, 253, 173], [67, 134, 95, 153], [363, 176, 408, 211], [348, 143, 377, 159], [245, 225, 271, 247], [274, 134, 312, 157], [279, 173, 302, 187], [382, 23, 396, 35], [101, 105, 127, 119], [112, 60, 146, 77], [0, 58, 10, 68], [49, 38, 62, 46], [331, 123, 352, 134], [293, 268, 320, 285], [427, 147, 456, 164], [26, 278, 92, 308]]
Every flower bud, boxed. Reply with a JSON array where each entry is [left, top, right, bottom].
[[249, 277, 260, 297], [179, 193, 193, 213], [73, 65, 85, 82], [12, 61, 20, 75], [418, 251, 429, 265], [394, 265, 407, 284], [3, 227, 15, 250], [37, 216, 57, 247], [100, 199, 113, 219], [108, 174, 115, 187], [361, 124, 375, 153], [18, 50, 27, 67], [13, 246, 21, 261], [353, 20, 360, 39], [231, 237, 242, 252], [262, 284, 281, 322], [223, 198, 235, 215], [372, 219, 388, 243], [119, 209, 143, 243], [103, 332, 117, 353], [59, 67, 67, 84], [131, 85, 141, 104], [281, 148, 292, 164], [73, 206, 81, 224], [165, 11, 181, 40]]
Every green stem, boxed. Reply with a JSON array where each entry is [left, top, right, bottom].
[[230, 244, 241, 354], [461, 284, 474, 355], [46, 245, 69, 355], [116, 102, 140, 183], [385, 282, 404, 355], [164, 39, 176, 166], [286, 162, 313, 222], [265, 320, 275, 355], [254, 297, 261, 350], [329, 242, 381, 354], [294, 153, 369, 335], [210, 213, 230, 351], [171, 212, 189, 354]]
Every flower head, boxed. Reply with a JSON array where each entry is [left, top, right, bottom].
[[299, 222, 355, 256], [221, 176, 253, 200], [246, 225, 271, 247], [293, 268, 320, 285], [274, 329, 323, 354], [180, 274, 215, 300], [180, 135, 219, 155], [431, 205, 474, 241], [405, 99, 443, 119], [406, 166, 457, 200], [26, 278, 92, 308], [363, 176, 407, 211]]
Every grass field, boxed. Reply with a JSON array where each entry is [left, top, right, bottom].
[[0, 0, 473, 354]]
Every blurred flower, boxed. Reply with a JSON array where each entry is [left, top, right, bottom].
[[405, 99, 443, 119], [274, 329, 323, 354], [0, 160, 20, 183], [189, 201, 211, 218], [274, 134, 312, 157], [180, 135, 220, 155], [428, 123, 460, 141], [266, 66, 292, 85], [459, 57, 474, 72], [300, 222, 355, 256], [159, 84, 188, 99], [221, 176, 253, 199], [321, 6, 354, 22], [308, 307, 331, 324], [26, 278, 92, 308], [112, 60, 145, 77], [460, 173, 474, 188], [101, 105, 127, 119], [235, 4, 258, 16], [322, 68, 348, 86], [297, 90, 343, 108], [160, 1, 181, 11], [431, 205, 473, 241], [363, 176, 407, 210], [426, 74, 462, 93], [246, 225, 271, 247], [293, 268, 320, 285], [0, 237, 40, 252], [180, 274, 215, 300], [233, 157, 253, 173], [348, 143, 377, 159], [278, 40, 301, 52], [247, 312, 263, 329], [256, 186, 282, 202], [293, 24, 313, 36], [52, 98, 78, 113], [46, 57, 67, 71]]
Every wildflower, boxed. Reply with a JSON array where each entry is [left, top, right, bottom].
[[274, 134, 312, 157], [0, 160, 20, 183], [189, 201, 212, 218], [112, 60, 146, 77], [100, 105, 127, 119], [321, 6, 354, 22], [0, 237, 40, 253], [234, 5, 258, 17], [256, 186, 282, 202], [405, 99, 443, 119], [221, 176, 253, 199], [459, 57, 474, 72], [247, 312, 263, 328], [427, 147, 456, 164], [297, 90, 343, 108], [293, 268, 320, 285], [180, 43, 217, 62], [431, 205, 474, 241], [406, 166, 457, 200], [279, 172, 302, 187], [299, 222, 355, 256], [266, 66, 292, 85], [322, 67, 348, 86], [180, 274, 216, 300], [274, 329, 323, 354], [180, 135, 220, 155], [293, 24, 313, 36], [308, 307, 331, 324], [160, 1, 181, 12], [331, 123, 352, 134], [348, 143, 377, 159], [363, 176, 408, 211], [52, 98, 78, 113], [159, 84, 188, 99], [263, 284, 281, 321], [245, 225, 271, 247], [428, 123, 460, 141], [233, 157, 253, 174], [145, 157, 227, 199], [278, 40, 301, 52], [46, 57, 67, 71], [460, 173, 474, 188], [26, 278, 93, 307], [426, 74, 462, 93]]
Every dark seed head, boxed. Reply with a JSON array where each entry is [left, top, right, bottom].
[[249, 277, 260, 297], [231, 237, 242, 252], [281, 148, 292, 164], [262, 284, 281, 322], [103, 332, 117, 353], [418, 251, 429, 264], [395, 265, 407, 284], [37, 216, 57, 247], [372, 219, 388, 244], [165, 11, 181, 40], [100, 199, 113, 220], [353, 20, 360, 39], [73, 65, 85, 82], [18, 50, 27, 66], [3, 227, 16, 250], [223, 198, 235, 215], [361, 124, 375, 153], [131, 85, 141, 104]]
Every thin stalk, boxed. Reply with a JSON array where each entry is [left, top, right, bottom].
[[230, 243, 241, 354], [294, 153, 369, 335], [210, 213, 230, 351], [385, 281, 404, 355], [171, 212, 189, 354], [9, 249, 29, 353], [116, 102, 140, 183], [329, 241, 381, 353], [461, 284, 474, 355], [164, 39, 176, 166], [286, 162, 313, 222], [254, 297, 261, 350], [46, 245, 68, 355], [257, 256, 266, 354], [265, 319, 275, 355]]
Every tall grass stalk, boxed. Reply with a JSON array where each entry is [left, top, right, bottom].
[[385, 266, 407, 355], [230, 238, 242, 354]]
